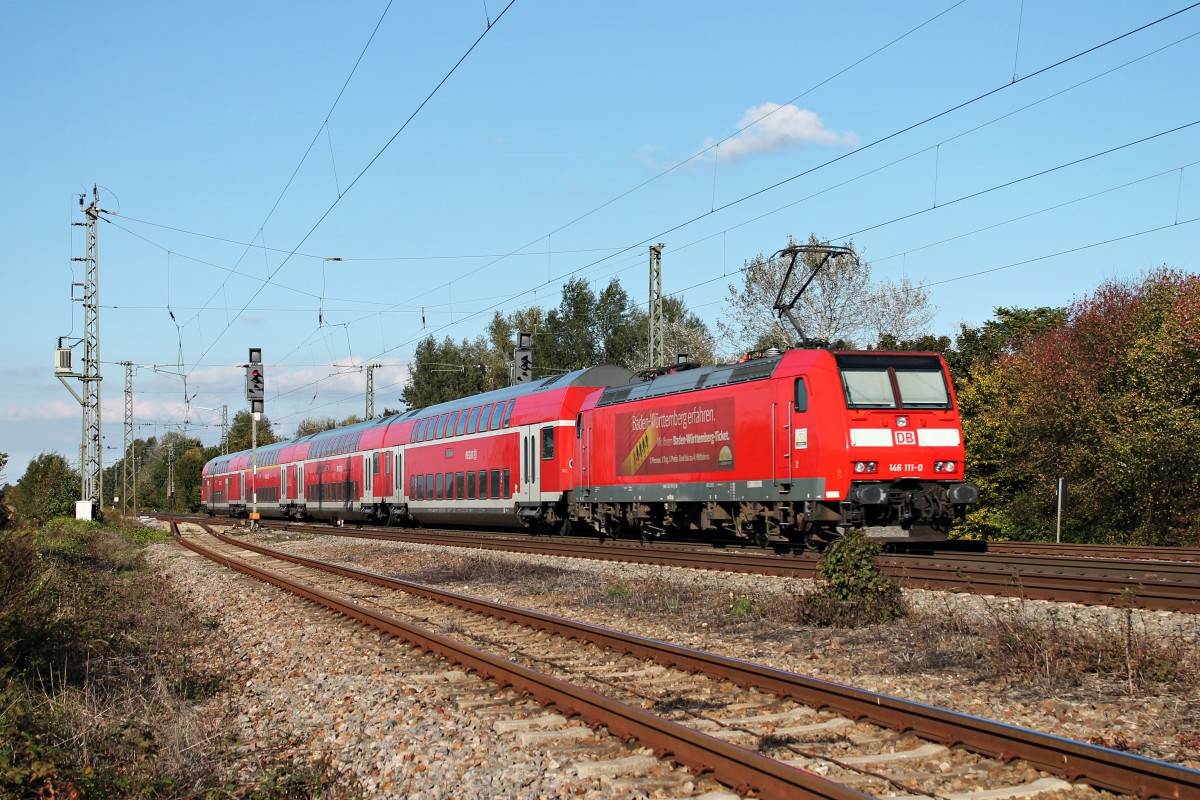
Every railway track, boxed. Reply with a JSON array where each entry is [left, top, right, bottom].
[[228, 520, 1200, 614], [174, 519, 1200, 799], [982, 540, 1200, 563]]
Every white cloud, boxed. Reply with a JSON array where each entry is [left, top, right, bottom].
[[714, 103, 858, 163]]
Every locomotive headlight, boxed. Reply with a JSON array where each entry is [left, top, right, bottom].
[[944, 461, 956, 472], [854, 461, 867, 473], [867, 462, 877, 473], [896, 416, 909, 428]]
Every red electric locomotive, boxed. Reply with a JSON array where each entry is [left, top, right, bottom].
[[569, 348, 977, 548]]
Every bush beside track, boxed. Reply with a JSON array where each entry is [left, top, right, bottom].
[[0, 517, 337, 799]]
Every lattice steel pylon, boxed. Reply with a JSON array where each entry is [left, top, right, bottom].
[[78, 187, 104, 512], [648, 243, 665, 370], [123, 362, 133, 516], [365, 363, 381, 419]]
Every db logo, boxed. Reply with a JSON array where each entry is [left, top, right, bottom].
[[894, 430, 917, 445]]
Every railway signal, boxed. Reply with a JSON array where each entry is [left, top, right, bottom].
[[245, 347, 264, 413], [513, 331, 533, 384]]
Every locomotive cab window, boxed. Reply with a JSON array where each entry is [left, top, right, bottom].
[[794, 378, 808, 412], [836, 353, 951, 410], [894, 370, 951, 409]]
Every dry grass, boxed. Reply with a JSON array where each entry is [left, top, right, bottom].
[[0, 520, 349, 799]]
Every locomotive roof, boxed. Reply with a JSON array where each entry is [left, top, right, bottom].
[[596, 352, 785, 407]]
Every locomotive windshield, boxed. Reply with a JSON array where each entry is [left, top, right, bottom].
[[836, 354, 951, 410]]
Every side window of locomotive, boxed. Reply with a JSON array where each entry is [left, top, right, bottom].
[[489, 403, 504, 430], [502, 399, 515, 428], [794, 378, 808, 413], [841, 369, 897, 409], [576, 413, 583, 438], [541, 426, 555, 460], [894, 369, 951, 409]]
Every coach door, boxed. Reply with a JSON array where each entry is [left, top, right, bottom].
[[518, 426, 541, 504], [394, 449, 403, 501]]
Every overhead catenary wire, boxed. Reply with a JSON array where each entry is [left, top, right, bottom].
[[101, 4, 1199, 440], [340, 5, 1200, 368]]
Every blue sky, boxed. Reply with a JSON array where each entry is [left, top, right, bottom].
[[2, 1, 1197, 482]]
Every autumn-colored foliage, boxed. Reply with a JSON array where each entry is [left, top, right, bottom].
[[958, 269, 1200, 545]]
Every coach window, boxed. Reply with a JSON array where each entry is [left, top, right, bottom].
[[466, 406, 481, 435], [502, 399, 515, 428], [794, 377, 808, 412], [466, 470, 476, 499], [434, 472, 444, 500], [449, 411, 462, 437], [455, 411, 468, 436], [434, 414, 447, 439], [541, 426, 555, 460], [445, 472, 453, 499], [490, 468, 500, 499], [479, 404, 493, 432], [425, 473, 433, 500], [488, 402, 504, 430], [502, 468, 511, 498], [477, 470, 487, 499]]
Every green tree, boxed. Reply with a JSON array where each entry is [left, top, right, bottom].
[[226, 410, 279, 453], [7, 453, 79, 526], [295, 417, 339, 437], [958, 270, 1200, 545], [949, 306, 1066, 382]]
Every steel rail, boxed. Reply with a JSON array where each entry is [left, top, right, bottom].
[[204, 525, 1200, 800], [984, 540, 1200, 563], [172, 523, 869, 800], [256, 523, 1200, 613]]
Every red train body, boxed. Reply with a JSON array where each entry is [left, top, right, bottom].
[[201, 349, 977, 547]]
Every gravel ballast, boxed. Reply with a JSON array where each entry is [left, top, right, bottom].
[[150, 529, 1200, 797]]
